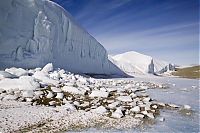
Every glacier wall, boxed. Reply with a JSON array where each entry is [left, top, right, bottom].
[[0, 0, 124, 75]]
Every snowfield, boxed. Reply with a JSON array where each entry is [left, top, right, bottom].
[[0, 64, 198, 132]]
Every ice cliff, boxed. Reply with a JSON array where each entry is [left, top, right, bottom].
[[0, 0, 124, 75]]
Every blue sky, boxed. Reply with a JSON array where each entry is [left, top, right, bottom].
[[52, 0, 199, 65]]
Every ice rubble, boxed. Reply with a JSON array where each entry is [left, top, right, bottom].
[[0, 64, 194, 132], [0, 0, 124, 76], [110, 51, 175, 76]]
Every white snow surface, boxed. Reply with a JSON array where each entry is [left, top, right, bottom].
[[0, 0, 124, 76], [110, 51, 175, 76]]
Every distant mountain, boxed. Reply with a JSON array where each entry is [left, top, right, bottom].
[[0, 0, 124, 76], [110, 51, 175, 76]]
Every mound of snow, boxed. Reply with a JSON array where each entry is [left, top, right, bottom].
[[110, 51, 175, 76], [0, 0, 124, 76]]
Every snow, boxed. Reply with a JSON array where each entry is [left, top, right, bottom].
[[0, 76, 40, 90], [110, 51, 175, 76], [0, 0, 124, 76], [89, 90, 109, 98]]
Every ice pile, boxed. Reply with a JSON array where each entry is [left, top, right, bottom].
[[0, 63, 189, 120], [0, 0, 123, 76]]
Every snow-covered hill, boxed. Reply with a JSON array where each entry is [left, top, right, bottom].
[[0, 0, 124, 76], [110, 51, 175, 76]]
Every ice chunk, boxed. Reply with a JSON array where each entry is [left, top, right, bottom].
[[0, 76, 39, 90], [62, 86, 85, 95], [41, 63, 53, 73], [108, 101, 120, 109], [0, 71, 17, 79], [135, 114, 144, 118], [183, 105, 191, 110], [77, 77, 88, 84], [111, 108, 124, 118], [146, 112, 155, 119], [33, 71, 59, 86], [117, 96, 132, 102], [49, 71, 60, 80], [46, 91, 54, 98], [130, 106, 140, 113], [159, 117, 165, 122], [91, 106, 107, 115], [62, 102, 76, 111], [55, 93, 64, 99], [89, 90, 109, 98], [5, 67, 28, 77]]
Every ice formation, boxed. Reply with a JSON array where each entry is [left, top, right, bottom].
[[110, 51, 175, 76], [0, 0, 124, 75]]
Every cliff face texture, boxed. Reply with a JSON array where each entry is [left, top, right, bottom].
[[0, 0, 124, 75]]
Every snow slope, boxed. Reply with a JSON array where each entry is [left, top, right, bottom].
[[110, 51, 175, 76], [0, 0, 124, 75]]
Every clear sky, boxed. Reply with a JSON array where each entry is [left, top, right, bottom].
[[52, 0, 199, 65]]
